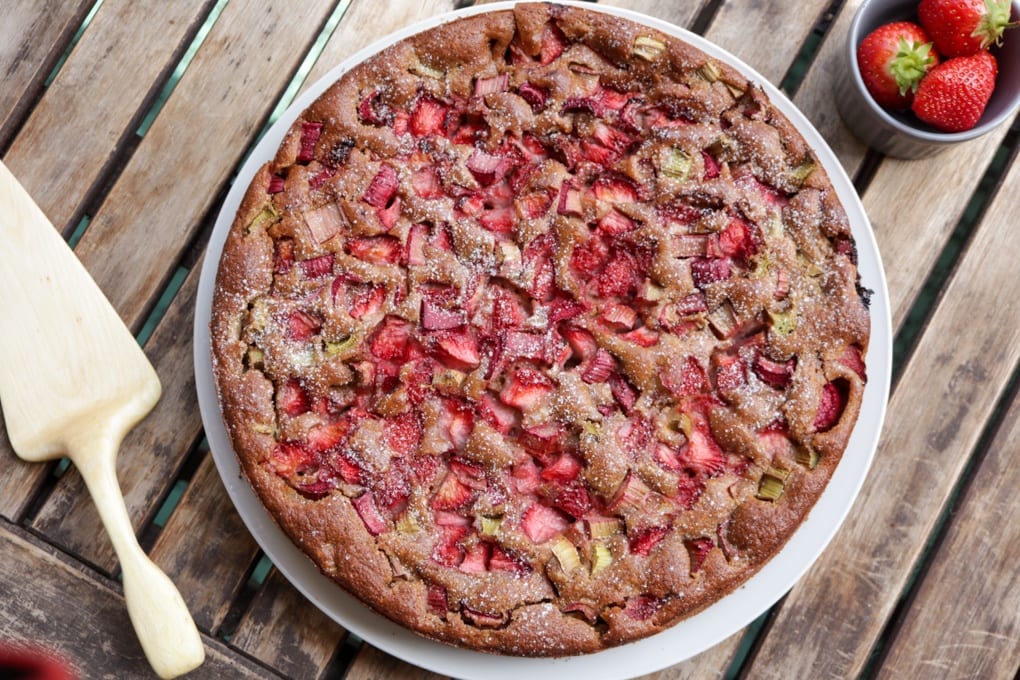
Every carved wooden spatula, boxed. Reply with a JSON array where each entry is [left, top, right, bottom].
[[0, 160, 204, 678]]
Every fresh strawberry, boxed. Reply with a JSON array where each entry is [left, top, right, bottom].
[[274, 238, 295, 274], [351, 493, 388, 536], [620, 326, 659, 347], [405, 223, 429, 266], [478, 392, 520, 434], [385, 412, 421, 456], [912, 51, 998, 131], [608, 373, 638, 412], [431, 525, 468, 566], [549, 484, 592, 519], [679, 423, 727, 476], [521, 503, 571, 543], [467, 149, 516, 186], [570, 237, 609, 276], [717, 216, 757, 261], [540, 453, 582, 484], [597, 209, 637, 235], [420, 295, 465, 331], [270, 441, 312, 478], [701, 151, 721, 180], [427, 583, 448, 616], [500, 366, 555, 410], [839, 344, 868, 381], [411, 166, 443, 199], [479, 206, 516, 234], [518, 190, 555, 219], [432, 472, 475, 510], [593, 176, 639, 203], [752, 353, 796, 389], [278, 379, 310, 417], [347, 235, 401, 264], [286, 310, 321, 341], [511, 458, 543, 494], [629, 525, 670, 556], [919, 0, 1017, 57], [660, 355, 708, 396], [431, 326, 481, 371], [557, 181, 584, 216], [675, 471, 706, 510], [690, 257, 732, 288], [410, 96, 448, 137], [503, 330, 546, 362], [562, 325, 598, 360], [348, 284, 386, 320], [362, 164, 399, 208], [489, 545, 531, 574], [581, 348, 616, 384], [856, 21, 939, 109], [517, 82, 549, 111], [540, 24, 568, 65], [598, 249, 640, 298], [299, 253, 334, 279], [358, 90, 392, 126], [814, 379, 849, 431], [459, 541, 491, 574], [369, 315, 413, 361]]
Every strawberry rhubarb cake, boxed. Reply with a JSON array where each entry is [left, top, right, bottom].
[[211, 2, 871, 655]]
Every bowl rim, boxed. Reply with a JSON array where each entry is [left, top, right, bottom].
[[847, 0, 1020, 143]]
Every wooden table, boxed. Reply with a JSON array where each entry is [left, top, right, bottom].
[[1, 1, 1017, 678]]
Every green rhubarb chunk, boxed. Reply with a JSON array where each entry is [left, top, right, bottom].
[[632, 35, 666, 61], [590, 542, 613, 576], [480, 515, 503, 537], [247, 203, 280, 235], [756, 466, 791, 502], [326, 335, 357, 356], [551, 536, 581, 573], [396, 512, 419, 534], [791, 160, 817, 184], [796, 445, 820, 470], [662, 147, 694, 181], [410, 57, 445, 80], [587, 517, 622, 539], [698, 61, 722, 83], [768, 308, 797, 336]]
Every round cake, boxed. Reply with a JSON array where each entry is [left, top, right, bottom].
[[210, 2, 870, 655]]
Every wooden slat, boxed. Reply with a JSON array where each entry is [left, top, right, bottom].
[[0, 520, 279, 679], [342, 645, 448, 680], [69, 0, 339, 330], [300, 0, 462, 94], [740, 146, 1020, 677], [0, 419, 49, 522], [596, 0, 708, 31], [877, 384, 1020, 679], [0, 0, 93, 148], [638, 632, 742, 680], [791, 0, 870, 175], [3, 0, 213, 236], [29, 260, 206, 571], [230, 568, 347, 678], [150, 453, 261, 633]]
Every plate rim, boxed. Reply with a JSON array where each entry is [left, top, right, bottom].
[[193, 2, 892, 677]]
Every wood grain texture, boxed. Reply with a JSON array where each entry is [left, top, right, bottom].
[[740, 145, 1020, 679], [3, 0, 213, 236], [791, 0, 869, 176], [0, 0, 93, 149], [342, 645, 449, 680], [150, 453, 260, 633], [70, 0, 339, 330], [0, 419, 50, 522], [596, 0, 708, 30], [230, 568, 347, 679], [300, 0, 462, 95], [0, 521, 279, 679], [29, 258, 205, 572], [637, 631, 742, 680]]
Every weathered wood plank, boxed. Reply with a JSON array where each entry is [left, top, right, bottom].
[[637, 632, 741, 680], [874, 277, 1020, 674], [0, 421, 50, 522], [150, 453, 261, 633], [740, 151, 1020, 678], [69, 0, 339, 330], [29, 259, 206, 572], [0, 520, 280, 679], [3, 0, 214, 236], [342, 645, 448, 680], [300, 0, 462, 95], [595, 0, 708, 31], [230, 568, 347, 679], [0, 0, 93, 149], [791, 0, 870, 176]]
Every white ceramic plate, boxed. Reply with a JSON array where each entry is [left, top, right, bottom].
[[194, 3, 892, 677]]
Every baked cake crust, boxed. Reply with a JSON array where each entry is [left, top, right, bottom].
[[211, 2, 870, 656]]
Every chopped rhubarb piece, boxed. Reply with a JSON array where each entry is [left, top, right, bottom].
[[299, 253, 334, 279], [490, 545, 531, 574], [550, 536, 581, 572], [420, 296, 465, 331], [352, 493, 388, 536], [267, 175, 285, 193], [548, 296, 586, 324], [592, 121, 634, 153], [550, 484, 592, 519], [503, 330, 546, 362], [598, 249, 640, 298], [580, 140, 617, 167], [286, 310, 321, 341], [541, 453, 582, 484], [608, 373, 638, 412], [278, 379, 310, 417], [654, 442, 682, 471], [674, 234, 710, 258], [427, 583, 448, 616], [274, 238, 295, 274], [461, 605, 507, 629], [607, 469, 650, 511], [478, 392, 520, 434], [753, 353, 796, 388], [562, 96, 607, 118], [347, 235, 401, 264], [562, 325, 598, 360], [474, 73, 509, 96], [624, 595, 660, 621], [680, 423, 727, 476], [297, 121, 323, 164], [586, 517, 622, 539], [500, 366, 555, 410], [597, 209, 637, 235], [629, 525, 669, 556], [691, 257, 732, 287], [557, 182, 583, 216], [621, 326, 659, 347], [517, 82, 549, 111], [369, 315, 413, 361], [701, 151, 720, 179], [685, 537, 714, 574], [522, 503, 571, 544], [459, 541, 491, 573], [563, 601, 597, 622], [677, 292, 709, 316], [405, 223, 429, 266], [510, 458, 542, 494], [303, 202, 345, 244], [519, 423, 562, 462], [838, 344, 867, 381], [601, 303, 637, 330], [581, 349, 616, 384], [362, 164, 399, 208], [593, 176, 639, 203], [432, 473, 475, 510], [410, 96, 447, 137], [756, 465, 790, 501], [467, 149, 516, 186], [308, 167, 334, 191], [432, 326, 481, 371], [814, 379, 849, 432], [539, 24, 567, 65]]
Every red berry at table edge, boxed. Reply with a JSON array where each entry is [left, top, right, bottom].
[[912, 50, 999, 131], [918, 0, 1018, 57], [857, 21, 940, 109]]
